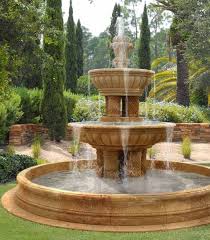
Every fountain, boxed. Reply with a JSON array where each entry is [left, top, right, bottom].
[[2, 18, 210, 232]]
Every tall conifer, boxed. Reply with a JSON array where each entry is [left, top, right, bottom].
[[42, 0, 67, 142], [109, 4, 121, 63], [138, 4, 151, 69], [76, 19, 84, 78], [65, 0, 77, 92]]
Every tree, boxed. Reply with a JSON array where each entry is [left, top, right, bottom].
[[42, 0, 67, 142], [109, 3, 121, 63], [65, 0, 77, 92], [138, 4, 151, 70], [155, 0, 190, 106], [147, 3, 172, 60], [76, 20, 84, 78], [0, 0, 43, 88], [0, 45, 10, 102], [122, 0, 141, 40]]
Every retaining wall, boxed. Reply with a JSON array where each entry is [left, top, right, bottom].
[[9, 123, 210, 146]]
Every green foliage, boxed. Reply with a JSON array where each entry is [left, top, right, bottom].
[[76, 75, 98, 96], [109, 3, 121, 62], [15, 88, 42, 124], [141, 101, 209, 123], [0, 92, 22, 144], [182, 137, 192, 159], [147, 147, 156, 160], [138, 4, 151, 70], [32, 140, 41, 159], [0, 45, 10, 102], [64, 91, 81, 122], [84, 32, 110, 72], [31, 135, 41, 159], [0, 0, 43, 88], [65, 0, 77, 92], [72, 98, 105, 122], [68, 140, 80, 157], [42, 0, 67, 142], [0, 153, 37, 183], [76, 20, 84, 78], [5, 145, 15, 156], [36, 158, 47, 165]]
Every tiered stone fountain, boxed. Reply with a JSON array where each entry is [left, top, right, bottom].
[[2, 19, 210, 232], [73, 32, 173, 179]]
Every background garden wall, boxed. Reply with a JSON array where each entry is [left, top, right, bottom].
[[9, 123, 210, 146]]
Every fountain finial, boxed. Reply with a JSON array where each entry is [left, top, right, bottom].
[[111, 17, 133, 68]]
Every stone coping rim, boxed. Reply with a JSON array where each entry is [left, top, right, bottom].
[[88, 68, 155, 75], [69, 122, 176, 130], [2, 188, 210, 232], [16, 161, 210, 198]]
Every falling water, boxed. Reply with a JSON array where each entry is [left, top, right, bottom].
[[164, 126, 175, 170], [120, 128, 129, 177], [152, 74, 156, 120], [144, 86, 149, 119], [71, 125, 82, 173]]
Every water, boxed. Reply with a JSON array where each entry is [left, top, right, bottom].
[[33, 169, 210, 194], [72, 120, 167, 127]]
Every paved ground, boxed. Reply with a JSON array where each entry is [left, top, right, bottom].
[[13, 141, 210, 164], [14, 140, 96, 163]]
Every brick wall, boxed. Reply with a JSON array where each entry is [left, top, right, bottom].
[[173, 123, 210, 142], [9, 123, 210, 146], [9, 124, 72, 146]]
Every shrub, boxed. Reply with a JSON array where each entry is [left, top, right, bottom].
[[5, 145, 15, 156], [15, 88, 42, 124], [0, 153, 37, 183], [76, 75, 98, 96], [182, 137, 192, 159], [0, 93, 22, 144], [140, 101, 210, 123], [72, 98, 105, 122], [68, 140, 80, 156], [64, 91, 81, 122], [32, 139, 41, 159]]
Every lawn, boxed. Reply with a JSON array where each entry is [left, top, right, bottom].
[[1, 184, 210, 240]]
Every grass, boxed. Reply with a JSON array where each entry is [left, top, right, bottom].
[[182, 136, 192, 159], [1, 184, 210, 240]]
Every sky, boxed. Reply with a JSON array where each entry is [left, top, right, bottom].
[[62, 0, 151, 36]]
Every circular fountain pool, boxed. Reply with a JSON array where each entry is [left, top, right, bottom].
[[33, 169, 210, 194], [2, 160, 210, 232]]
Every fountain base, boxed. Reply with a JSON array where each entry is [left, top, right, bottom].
[[2, 160, 210, 232]]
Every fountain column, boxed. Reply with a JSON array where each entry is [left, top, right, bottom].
[[127, 149, 147, 177], [103, 151, 119, 178]]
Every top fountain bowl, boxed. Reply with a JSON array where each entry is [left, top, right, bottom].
[[89, 68, 154, 96]]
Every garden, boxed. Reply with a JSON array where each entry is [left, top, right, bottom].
[[1, 0, 210, 239]]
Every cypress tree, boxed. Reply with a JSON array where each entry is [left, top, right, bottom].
[[76, 19, 84, 78], [42, 0, 67, 142], [138, 4, 151, 70], [65, 0, 77, 92], [109, 4, 121, 63]]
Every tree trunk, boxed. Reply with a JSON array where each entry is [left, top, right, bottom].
[[176, 43, 190, 106]]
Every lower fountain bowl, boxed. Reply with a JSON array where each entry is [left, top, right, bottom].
[[2, 160, 210, 232]]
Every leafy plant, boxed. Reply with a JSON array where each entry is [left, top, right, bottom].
[[182, 137, 192, 159], [68, 140, 80, 157], [147, 147, 156, 159], [32, 136, 41, 159], [0, 153, 37, 183], [5, 145, 15, 156], [72, 98, 105, 122]]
